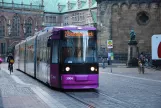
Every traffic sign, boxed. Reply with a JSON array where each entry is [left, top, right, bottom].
[[107, 40, 113, 48], [108, 52, 114, 60]]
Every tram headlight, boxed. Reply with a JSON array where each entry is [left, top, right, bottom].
[[90, 67, 95, 71], [65, 67, 70, 71]]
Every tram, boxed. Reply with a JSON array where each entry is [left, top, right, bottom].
[[14, 26, 99, 89]]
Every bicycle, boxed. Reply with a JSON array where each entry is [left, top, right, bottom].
[[8, 64, 13, 74]]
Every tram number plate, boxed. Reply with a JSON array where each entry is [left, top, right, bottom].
[[66, 77, 74, 80]]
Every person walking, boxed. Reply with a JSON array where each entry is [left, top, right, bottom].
[[138, 52, 145, 74], [0, 57, 3, 70], [102, 58, 105, 69], [7, 53, 14, 74]]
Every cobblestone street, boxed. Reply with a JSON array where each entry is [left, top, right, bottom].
[[0, 63, 161, 108]]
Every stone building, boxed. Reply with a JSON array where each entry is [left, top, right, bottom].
[[0, 0, 97, 58], [96, 0, 161, 59]]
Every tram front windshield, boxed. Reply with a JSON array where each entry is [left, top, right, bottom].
[[61, 30, 97, 63]]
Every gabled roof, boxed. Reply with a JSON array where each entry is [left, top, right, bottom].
[[1, 0, 97, 13], [3, 0, 42, 5]]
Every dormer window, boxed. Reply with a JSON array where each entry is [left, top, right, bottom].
[[78, 0, 86, 9], [89, 0, 92, 7], [68, 1, 72, 10], [58, 3, 65, 12], [58, 3, 62, 12], [78, 0, 83, 9], [89, 0, 95, 7]]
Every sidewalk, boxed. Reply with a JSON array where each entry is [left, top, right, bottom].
[[0, 65, 50, 108], [99, 63, 127, 68], [99, 64, 161, 81]]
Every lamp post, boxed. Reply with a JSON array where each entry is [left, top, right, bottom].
[[35, 21, 38, 32], [6, 20, 11, 54]]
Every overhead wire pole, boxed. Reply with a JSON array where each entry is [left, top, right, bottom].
[[88, 0, 94, 27]]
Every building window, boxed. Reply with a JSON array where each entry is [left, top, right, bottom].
[[25, 18, 32, 37], [0, 16, 6, 38], [64, 16, 69, 25], [136, 11, 150, 25], [12, 14, 20, 37], [45, 16, 56, 25], [1, 43, 6, 54]]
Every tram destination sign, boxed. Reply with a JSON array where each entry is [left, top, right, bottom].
[[64, 30, 95, 37]]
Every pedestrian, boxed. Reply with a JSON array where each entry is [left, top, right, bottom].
[[102, 58, 105, 69], [0, 57, 3, 70], [138, 52, 145, 74]]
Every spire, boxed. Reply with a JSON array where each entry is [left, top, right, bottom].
[[42, 0, 44, 6]]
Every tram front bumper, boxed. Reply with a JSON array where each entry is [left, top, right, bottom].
[[61, 74, 99, 89]]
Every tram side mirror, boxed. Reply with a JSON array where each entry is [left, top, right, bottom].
[[47, 38, 51, 47]]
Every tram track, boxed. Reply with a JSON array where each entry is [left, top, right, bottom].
[[64, 89, 136, 108], [64, 92, 96, 108], [92, 89, 135, 108]]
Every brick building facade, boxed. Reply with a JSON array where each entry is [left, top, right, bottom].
[[0, 2, 44, 58], [97, 0, 161, 58]]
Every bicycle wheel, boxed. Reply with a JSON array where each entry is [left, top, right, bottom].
[[9, 65, 12, 74], [11, 65, 13, 72]]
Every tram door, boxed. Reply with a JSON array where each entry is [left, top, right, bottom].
[[50, 40, 60, 88], [46, 46, 50, 84]]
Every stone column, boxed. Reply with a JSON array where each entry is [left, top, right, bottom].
[[127, 41, 138, 67]]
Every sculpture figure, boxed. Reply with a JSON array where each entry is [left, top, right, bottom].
[[130, 29, 136, 41]]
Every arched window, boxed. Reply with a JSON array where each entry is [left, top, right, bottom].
[[12, 14, 20, 37], [0, 16, 6, 38], [25, 18, 33, 37]]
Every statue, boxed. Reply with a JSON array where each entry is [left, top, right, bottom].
[[127, 29, 138, 67], [130, 29, 136, 41]]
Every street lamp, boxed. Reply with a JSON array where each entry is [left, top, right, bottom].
[[35, 21, 38, 32]]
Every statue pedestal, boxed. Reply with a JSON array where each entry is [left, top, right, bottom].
[[127, 40, 138, 67]]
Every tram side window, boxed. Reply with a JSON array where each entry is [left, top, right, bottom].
[[52, 40, 59, 63]]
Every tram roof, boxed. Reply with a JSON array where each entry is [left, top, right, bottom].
[[53, 26, 96, 30]]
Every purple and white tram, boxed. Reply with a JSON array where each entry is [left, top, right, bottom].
[[14, 26, 99, 89]]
